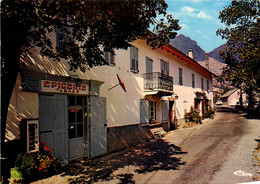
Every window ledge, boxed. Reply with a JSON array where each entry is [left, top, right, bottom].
[[130, 68, 139, 73]]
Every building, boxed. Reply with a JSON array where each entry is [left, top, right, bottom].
[[198, 56, 227, 103], [6, 33, 214, 164], [220, 88, 247, 106]]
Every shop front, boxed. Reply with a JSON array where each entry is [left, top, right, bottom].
[[22, 72, 107, 164]]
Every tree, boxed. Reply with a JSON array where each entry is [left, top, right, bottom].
[[1, 0, 180, 177], [217, 0, 260, 109]]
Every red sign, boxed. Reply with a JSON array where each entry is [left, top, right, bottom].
[[41, 80, 88, 94]]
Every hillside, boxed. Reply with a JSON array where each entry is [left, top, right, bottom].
[[209, 44, 226, 63]]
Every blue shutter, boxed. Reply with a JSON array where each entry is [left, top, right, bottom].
[[162, 100, 169, 122], [140, 99, 149, 124]]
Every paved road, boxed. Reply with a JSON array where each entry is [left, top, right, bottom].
[[33, 108, 260, 184]]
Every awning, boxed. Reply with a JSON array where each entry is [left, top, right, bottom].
[[144, 91, 174, 99]]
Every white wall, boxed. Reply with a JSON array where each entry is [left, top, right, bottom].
[[6, 75, 39, 141], [7, 38, 213, 138]]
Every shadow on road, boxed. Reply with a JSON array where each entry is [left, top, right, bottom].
[[64, 139, 187, 184]]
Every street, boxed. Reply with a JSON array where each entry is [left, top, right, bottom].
[[33, 108, 260, 184]]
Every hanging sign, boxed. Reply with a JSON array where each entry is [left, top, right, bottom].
[[41, 80, 89, 94]]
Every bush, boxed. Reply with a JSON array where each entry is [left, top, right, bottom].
[[184, 107, 202, 124], [15, 142, 60, 181]]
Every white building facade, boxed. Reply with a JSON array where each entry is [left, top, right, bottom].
[[6, 37, 213, 164]]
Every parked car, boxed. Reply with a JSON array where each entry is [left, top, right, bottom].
[[215, 100, 223, 105]]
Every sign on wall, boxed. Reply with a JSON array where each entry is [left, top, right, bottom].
[[41, 80, 89, 94]]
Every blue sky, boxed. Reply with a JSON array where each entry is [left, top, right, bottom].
[[165, 0, 231, 52]]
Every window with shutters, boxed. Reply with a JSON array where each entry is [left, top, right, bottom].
[[179, 68, 183, 85], [192, 74, 195, 88], [130, 46, 139, 73], [160, 59, 169, 75], [105, 51, 115, 66]]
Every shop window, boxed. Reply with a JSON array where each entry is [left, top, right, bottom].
[[68, 96, 84, 139], [26, 120, 39, 153], [130, 46, 139, 73]]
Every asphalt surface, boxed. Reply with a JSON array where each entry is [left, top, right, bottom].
[[33, 107, 260, 184]]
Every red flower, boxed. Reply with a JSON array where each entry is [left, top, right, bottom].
[[49, 148, 52, 151], [39, 167, 42, 171], [44, 146, 48, 150], [51, 159, 53, 161]]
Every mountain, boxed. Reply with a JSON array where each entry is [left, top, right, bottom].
[[170, 34, 206, 61], [209, 44, 226, 63]]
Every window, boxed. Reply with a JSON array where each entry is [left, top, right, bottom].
[[26, 120, 39, 153], [207, 80, 209, 91], [130, 46, 139, 72], [179, 68, 183, 85], [146, 57, 153, 73], [68, 96, 84, 139], [56, 27, 72, 51], [149, 101, 157, 121], [105, 51, 115, 65], [192, 74, 195, 88], [201, 78, 204, 90], [161, 59, 169, 75]]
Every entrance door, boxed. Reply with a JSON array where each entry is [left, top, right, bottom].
[[90, 96, 107, 157], [68, 96, 85, 160], [39, 94, 68, 165]]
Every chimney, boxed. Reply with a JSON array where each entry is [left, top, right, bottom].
[[188, 49, 193, 59], [205, 53, 209, 70]]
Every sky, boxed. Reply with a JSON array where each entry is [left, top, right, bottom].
[[165, 0, 232, 52]]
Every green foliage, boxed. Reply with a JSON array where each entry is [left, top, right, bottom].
[[204, 96, 215, 119], [216, 0, 260, 109], [15, 142, 60, 181], [2, 0, 180, 72], [184, 107, 202, 124]]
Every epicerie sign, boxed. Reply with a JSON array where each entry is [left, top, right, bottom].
[[41, 80, 88, 94]]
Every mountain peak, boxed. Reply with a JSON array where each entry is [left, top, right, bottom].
[[170, 34, 206, 61]]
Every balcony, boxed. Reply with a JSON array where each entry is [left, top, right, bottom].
[[143, 72, 173, 92]]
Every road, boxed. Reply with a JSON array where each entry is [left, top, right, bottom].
[[33, 108, 260, 184]]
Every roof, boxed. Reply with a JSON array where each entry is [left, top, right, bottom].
[[162, 43, 216, 78], [220, 88, 238, 98]]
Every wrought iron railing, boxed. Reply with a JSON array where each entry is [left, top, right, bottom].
[[143, 72, 173, 91]]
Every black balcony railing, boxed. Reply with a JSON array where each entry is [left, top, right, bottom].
[[143, 72, 173, 91]]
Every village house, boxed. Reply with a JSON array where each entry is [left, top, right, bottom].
[[220, 88, 247, 106], [6, 32, 214, 164]]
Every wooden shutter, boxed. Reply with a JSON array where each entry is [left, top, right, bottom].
[[130, 46, 135, 69], [161, 59, 164, 74], [140, 99, 149, 124], [146, 57, 153, 73], [162, 100, 169, 122], [166, 62, 169, 75]]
